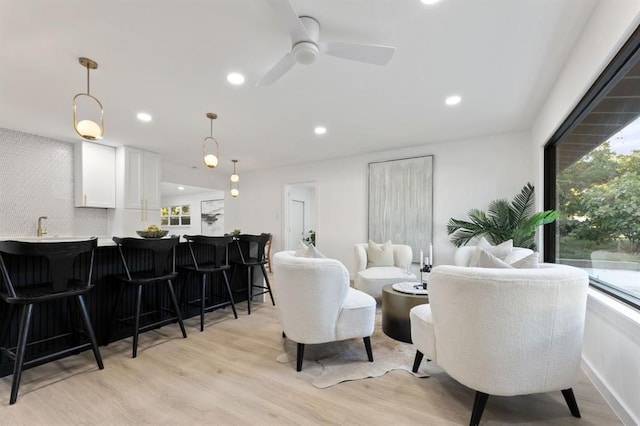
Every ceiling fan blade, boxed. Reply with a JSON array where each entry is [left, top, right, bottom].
[[320, 42, 396, 65], [266, 0, 310, 42], [256, 52, 297, 86]]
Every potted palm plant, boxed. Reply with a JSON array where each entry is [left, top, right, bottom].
[[446, 183, 557, 249]]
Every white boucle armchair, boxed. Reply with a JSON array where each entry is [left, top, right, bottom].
[[410, 264, 589, 425], [354, 243, 415, 298], [273, 251, 376, 371]]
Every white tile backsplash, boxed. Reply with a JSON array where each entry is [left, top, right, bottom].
[[0, 127, 108, 237]]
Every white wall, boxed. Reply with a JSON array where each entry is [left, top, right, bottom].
[[530, 1, 640, 424], [224, 131, 532, 275], [161, 189, 224, 236], [0, 128, 108, 237]]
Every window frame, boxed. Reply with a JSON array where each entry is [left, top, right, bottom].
[[160, 204, 191, 227], [544, 24, 640, 311]]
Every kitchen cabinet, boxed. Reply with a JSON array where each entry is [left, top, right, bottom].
[[110, 208, 161, 237], [74, 141, 116, 208], [109, 146, 162, 237], [120, 147, 161, 210]]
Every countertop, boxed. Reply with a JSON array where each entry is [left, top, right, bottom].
[[0, 236, 116, 246]]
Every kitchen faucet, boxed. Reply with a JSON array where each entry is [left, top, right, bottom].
[[37, 216, 47, 237]]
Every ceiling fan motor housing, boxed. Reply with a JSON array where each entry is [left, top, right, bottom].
[[293, 41, 319, 64]]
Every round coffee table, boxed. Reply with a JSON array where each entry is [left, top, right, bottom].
[[381, 284, 429, 343]]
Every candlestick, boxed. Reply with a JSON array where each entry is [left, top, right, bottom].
[[419, 249, 424, 269], [429, 244, 433, 266]]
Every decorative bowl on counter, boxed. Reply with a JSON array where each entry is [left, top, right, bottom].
[[136, 230, 169, 239]]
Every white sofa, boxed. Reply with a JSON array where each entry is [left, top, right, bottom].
[[410, 263, 589, 425], [272, 251, 376, 371], [354, 243, 415, 298]]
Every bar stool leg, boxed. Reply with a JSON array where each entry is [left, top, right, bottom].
[[10, 304, 33, 405], [166, 280, 187, 339], [0, 304, 16, 353], [260, 264, 276, 306], [76, 295, 104, 370], [222, 270, 238, 319], [247, 266, 253, 315], [178, 271, 189, 306], [200, 274, 207, 332], [105, 282, 125, 346], [133, 284, 143, 358]]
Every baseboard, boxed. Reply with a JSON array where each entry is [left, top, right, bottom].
[[581, 358, 637, 426]]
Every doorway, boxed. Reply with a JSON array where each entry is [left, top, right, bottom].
[[284, 182, 317, 250]]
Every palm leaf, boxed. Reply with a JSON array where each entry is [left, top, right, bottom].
[[510, 182, 535, 225], [446, 183, 557, 249]]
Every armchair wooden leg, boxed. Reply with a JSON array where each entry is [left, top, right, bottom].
[[412, 350, 424, 373], [363, 336, 373, 362], [562, 388, 581, 418], [469, 391, 489, 426], [296, 343, 305, 372]]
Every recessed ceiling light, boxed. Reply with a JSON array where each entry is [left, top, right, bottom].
[[178, 186, 184, 190], [445, 95, 461, 106], [421, 0, 441, 4], [137, 112, 152, 122], [227, 72, 245, 85], [314, 126, 327, 135]]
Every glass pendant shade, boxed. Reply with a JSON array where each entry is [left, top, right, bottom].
[[73, 57, 104, 140], [203, 151, 219, 168], [75, 118, 102, 140], [203, 113, 220, 168], [230, 159, 239, 197]]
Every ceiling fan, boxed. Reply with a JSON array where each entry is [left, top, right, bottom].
[[257, 0, 396, 86]]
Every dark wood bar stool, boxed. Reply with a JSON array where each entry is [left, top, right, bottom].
[[0, 238, 104, 405], [180, 235, 238, 331], [108, 236, 187, 358], [231, 233, 275, 315]]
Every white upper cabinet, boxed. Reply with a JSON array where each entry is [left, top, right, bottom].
[[142, 150, 161, 210], [119, 147, 161, 210], [74, 141, 116, 208]]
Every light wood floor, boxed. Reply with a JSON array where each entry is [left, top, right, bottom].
[[0, 300, 622, 425]]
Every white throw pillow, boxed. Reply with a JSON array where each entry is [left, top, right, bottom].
[[474, 248, 539, 269], [475, 248, 513, 268], [470, 237, 513, 266], [294, 240, 311, 257], [510, 252, 539, 269], [294, 240, 326, 258], [367, 240, 394, 267]]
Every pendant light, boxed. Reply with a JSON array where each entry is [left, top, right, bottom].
[[203, 113, 219, 168], [230, 160, 239, 198], [73, 57, 104, 140]]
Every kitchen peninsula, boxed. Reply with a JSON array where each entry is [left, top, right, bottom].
[[0, 237, 251, 378]]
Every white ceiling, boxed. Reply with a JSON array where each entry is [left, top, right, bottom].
[[0, 0, 598, 177]]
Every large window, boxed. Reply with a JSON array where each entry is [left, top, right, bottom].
[[544, 25, 640, 309]]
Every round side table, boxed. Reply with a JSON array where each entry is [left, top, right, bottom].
[[381, 284, 429, 343]]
